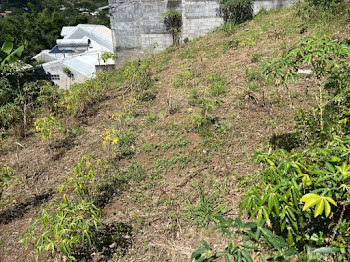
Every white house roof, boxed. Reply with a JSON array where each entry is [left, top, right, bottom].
[[67, 24, 113, 50], [60, 26, 75, 37], [41, 51, 105, 78], [58, 24, 113, 52], [62, 52, 101, 77], [33, 50, 57, 62], [35, 24, 114, 82]]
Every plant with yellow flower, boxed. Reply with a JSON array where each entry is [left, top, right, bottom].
[[34, 114, 65, 152], [102, 128, 119, 158]]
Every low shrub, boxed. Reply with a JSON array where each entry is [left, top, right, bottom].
[[263, 35, 350, 144], [61, 74, 110, 117], [0, 164, 16, 201], [241, 136, 350, 251], [23, 155, 111, 260], [22, 198, 102, 261], [206, 73, 227, 97], [185, 185, 227, 227], [192, 217, 297, 261], [34, 114, 64, 141], [123, 59, 153, 94], [220, 0, 253, 24]]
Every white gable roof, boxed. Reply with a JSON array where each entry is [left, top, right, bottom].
[[61, 24, 113, 51], [33, 50, 57, 62], [61, 26, 75, 37], [62, 52, 101, 77]]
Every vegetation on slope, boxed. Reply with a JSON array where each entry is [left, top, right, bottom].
[[0, 0, 349, 261]]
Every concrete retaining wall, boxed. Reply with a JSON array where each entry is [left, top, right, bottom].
[[108, 0, 297, 66]]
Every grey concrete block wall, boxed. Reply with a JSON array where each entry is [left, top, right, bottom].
[[182, 0, 222, 40], [108, 0, 297, 66], [253, 0, 299, 14]]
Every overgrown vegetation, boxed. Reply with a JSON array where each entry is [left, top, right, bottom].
[[192, 1, 350, 261], [1, 1, 350, 262], [220, 0, 253, 24]]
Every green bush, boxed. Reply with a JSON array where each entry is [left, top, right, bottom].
[[123, 59, 153, 94], [192, 217, 297, 261], [241, 136, 350, 250], [220, 0, 253, 24], [296, 0, 346, 21], [58, 155, 107, 200], [1, 80, 60, 134], [0, 37, 60, 134], [306, 0, 342, 10], [0, 164, 15, 201], [263, 35, 350, 144], [61, 73, 110, 117], [23, 155, 108, 260], [22, 198, 102, 261], [34, 114, 64, 141], [296, 64, 350, 144]]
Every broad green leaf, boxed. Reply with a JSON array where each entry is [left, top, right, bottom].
[[301, 194, 337, 218], [324, 199, 331, 217], [314, 199, 324, 218], [1, 36, 14, 55], [301, 194, 320, 210]]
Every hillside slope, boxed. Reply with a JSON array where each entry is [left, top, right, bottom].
[[0, 5, 349, 262]]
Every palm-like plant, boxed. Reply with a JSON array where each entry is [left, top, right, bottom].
[[0, 36, 24, 68]]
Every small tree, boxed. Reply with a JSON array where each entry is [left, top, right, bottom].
[[98, 51, 116, 71], [220, 0, 253, 24], [162, 9, 182, 45]]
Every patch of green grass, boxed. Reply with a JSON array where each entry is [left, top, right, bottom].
[[223, 39, 239, 53], [173, 69, 195, 88], [142, 142, 155, 152], [206, 73, 227, 97], [153, 153, 191, 172], [118, 129, 135, 147], [247, 80, 260, 91], [179, 48, 199, 59], [127, 163, 146, 183], [245, 68, 259, 82], [146, 112, 158, 125], [184, 184, 227, 228], [173, 135, 190, 148], [251, 53, 262, 63], [221, 22, 237, 35]]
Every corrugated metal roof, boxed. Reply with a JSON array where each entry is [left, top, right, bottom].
[[62, 52, 101, 77]]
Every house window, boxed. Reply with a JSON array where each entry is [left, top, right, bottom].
[[51, 75, 60, 81]]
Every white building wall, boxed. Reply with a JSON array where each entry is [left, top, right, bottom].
[[40, 62, 88, 90]]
